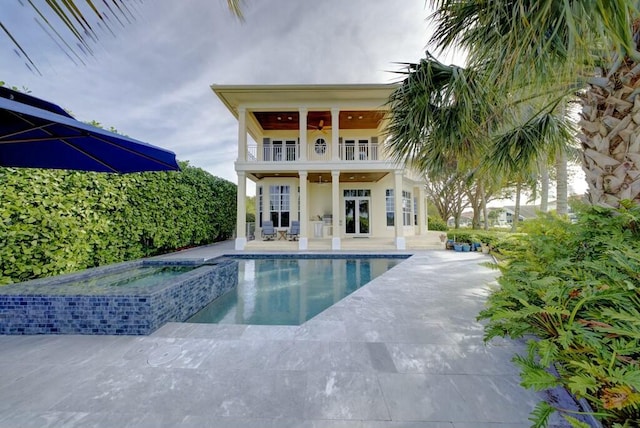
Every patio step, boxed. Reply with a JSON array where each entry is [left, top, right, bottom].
[[244, 231, 444, 251]]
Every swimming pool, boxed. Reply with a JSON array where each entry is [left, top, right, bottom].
[[187, 257, 403, 325]]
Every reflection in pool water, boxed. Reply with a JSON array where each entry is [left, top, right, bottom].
[[187, 258, 402, 325]]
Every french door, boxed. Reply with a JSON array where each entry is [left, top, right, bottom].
[[344, 189, 370, 236]]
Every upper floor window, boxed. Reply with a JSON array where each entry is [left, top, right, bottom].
[[314, 138, 327, 155]]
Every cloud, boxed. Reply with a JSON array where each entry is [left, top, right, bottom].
[[2, 0, 431, 184]]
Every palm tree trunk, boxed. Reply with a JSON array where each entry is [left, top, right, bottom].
[[556, 150, 568, 215], [579, 53, 640, 208], [539, 156, 549, 212], [511, 180, 522, 232], [481, 182, 489, 230]]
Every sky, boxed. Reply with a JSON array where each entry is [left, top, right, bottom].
[[1, 0, 585, 198], [1, 0, 450, 190]]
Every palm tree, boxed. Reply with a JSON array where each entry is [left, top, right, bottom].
[[388, 1, 640, 209], [3, 1, 243, 72]]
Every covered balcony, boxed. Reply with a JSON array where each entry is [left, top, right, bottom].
[[246, 139, 382, 162]]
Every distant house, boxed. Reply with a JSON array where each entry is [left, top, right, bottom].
[[212, 84, 429, 250]]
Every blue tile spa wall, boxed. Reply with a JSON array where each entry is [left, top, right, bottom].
[[0, 259, 238, 335]]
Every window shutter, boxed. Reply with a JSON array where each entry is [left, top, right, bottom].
[[371, 136, 378, 145]]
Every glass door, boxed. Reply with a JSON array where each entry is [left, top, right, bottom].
[[344, 197, 370, 236]]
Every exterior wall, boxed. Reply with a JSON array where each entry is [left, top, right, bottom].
[[255, 174, 422, 239]]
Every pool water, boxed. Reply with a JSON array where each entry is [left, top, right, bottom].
[[71, 265, 196, 288], [187, 258, 402, 325]]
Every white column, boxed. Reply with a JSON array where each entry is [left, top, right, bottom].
[[235, 171, 247, 250], [394, 170, 406, 250], [298, 171, 308, 250], [331, 108, 340, 161], [418, 185, 427, 234], [331, 170, 341, 250], [299, 107, 307, 161], [237, 107, 247, 162]]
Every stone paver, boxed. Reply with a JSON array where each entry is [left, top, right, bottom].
[[0, 242, 582, 427]]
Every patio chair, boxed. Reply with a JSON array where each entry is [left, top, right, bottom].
[[286, 220, 300, 241], [261, 220, 276, 241]]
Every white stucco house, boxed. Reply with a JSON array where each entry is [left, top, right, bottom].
[[211, 84, 429, 251]]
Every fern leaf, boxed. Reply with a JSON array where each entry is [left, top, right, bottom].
[[567, 374, 598, 396], [529, 401, 555, 428], [562, 415, 591, 428], [519, 365, 560, 391]]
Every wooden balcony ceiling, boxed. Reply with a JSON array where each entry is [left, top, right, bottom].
[[253, 111, 385, 131], [251, 172, 388, 182]]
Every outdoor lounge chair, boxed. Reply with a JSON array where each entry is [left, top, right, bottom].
[[286, 220, 300, 241], [261, 220, 276, 241]]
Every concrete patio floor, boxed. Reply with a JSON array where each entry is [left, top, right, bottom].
[[0, 242, 582, 427]]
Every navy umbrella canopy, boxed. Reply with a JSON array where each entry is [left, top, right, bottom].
[[0, 87, 180, 173]]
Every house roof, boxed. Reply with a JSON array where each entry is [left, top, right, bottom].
[[211, 84, 399, 140]]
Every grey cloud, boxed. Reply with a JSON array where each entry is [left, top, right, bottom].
[[2, 0, 430, 184]]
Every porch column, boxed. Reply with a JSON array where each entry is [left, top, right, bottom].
[[238, 107, 247, 161], [394, 170, 406, 249], [331, 170, 341, 250], [299, 107, 307, 161], [417, 184, 427, 234], [331, 108, 340, 161], [298, 171, 308, 250], [235, 171, 247, 250]]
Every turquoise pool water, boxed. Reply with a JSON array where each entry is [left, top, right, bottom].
[[187, 258, 402, 325], [71, 265, 195, 288]]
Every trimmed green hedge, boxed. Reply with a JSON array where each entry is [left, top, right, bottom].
[[445, 229, 515, 248], [427, 215, 448, 231], [0, 163, 236, 285]]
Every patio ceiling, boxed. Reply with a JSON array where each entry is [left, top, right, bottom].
[[250, 172, 388, 182], [253, 111, 386, 131]]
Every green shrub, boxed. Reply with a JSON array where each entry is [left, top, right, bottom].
[[0, 163, 236, 285], [479, 204, 640, 427], [428, 216, 448, 231], [445, 229, 515, 250]]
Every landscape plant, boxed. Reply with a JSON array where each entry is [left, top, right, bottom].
[[0, 162, 236, 285], [479, 203, 640, 427]]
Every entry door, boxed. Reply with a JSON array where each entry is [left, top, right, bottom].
[[345, 197, 370, 235]]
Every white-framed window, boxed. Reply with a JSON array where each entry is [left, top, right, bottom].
[[385, 189, 394, 226], [402, 190, 412, 226], [269, 185, 290, 227], [414, 197, 418, 225], [343, 139, 369, 160], [272, 140, 297, 161], [314, 138, 327, 154]]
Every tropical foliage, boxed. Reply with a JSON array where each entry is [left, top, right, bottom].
[[387, 1, 640, 209], [384, 2, 640, 425], [3, 1, 243, 72], [0, 163, 236, 285], [479, 205, 640, 426]]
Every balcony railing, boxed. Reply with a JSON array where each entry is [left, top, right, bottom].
[[339, 143, 379, 161], [244, 143, 381, 162], [247, 144, 298, 162]]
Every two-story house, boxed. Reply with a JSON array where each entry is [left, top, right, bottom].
[[211, 84, 429, 251]]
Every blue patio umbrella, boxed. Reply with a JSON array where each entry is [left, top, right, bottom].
[[0, 87, 180, 173]]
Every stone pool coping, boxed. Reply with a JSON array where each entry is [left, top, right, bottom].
[[0, 241, 594, 427]]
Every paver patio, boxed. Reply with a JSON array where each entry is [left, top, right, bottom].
[[0, 242, 582, 427]]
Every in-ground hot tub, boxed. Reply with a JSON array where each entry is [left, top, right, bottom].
[[0, 258, 237, 335]]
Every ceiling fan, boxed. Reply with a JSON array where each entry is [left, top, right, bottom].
[[308, 119, 329, 133]]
